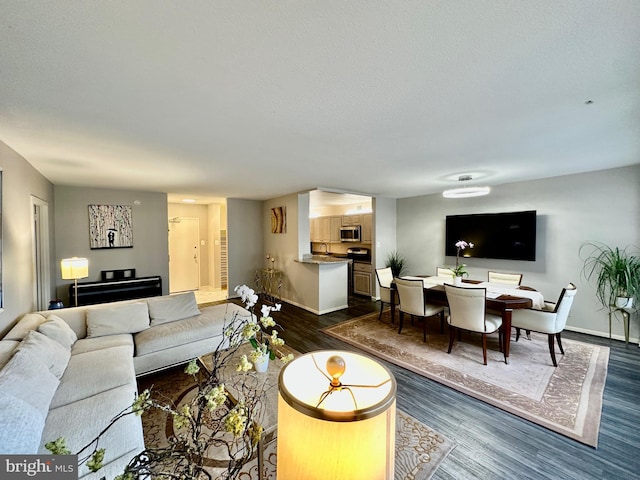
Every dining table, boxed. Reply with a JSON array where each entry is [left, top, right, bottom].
[[390, 276, 542, 364]]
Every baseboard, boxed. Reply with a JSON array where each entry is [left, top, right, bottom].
[[565, 325, 639, 345]]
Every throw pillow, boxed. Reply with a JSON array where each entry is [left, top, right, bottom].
[[147, 292, 201, 326], [0, 349, 60, 416], [38, 314, 78, 349], [0, 391, 47, 454], [16, 330, 71, 379], [86, 302, 150, 337]]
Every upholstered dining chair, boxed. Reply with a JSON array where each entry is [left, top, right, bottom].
[[488, 271, 523, 285], [444, 284, 504, 365], [437, 267, 455, 278], [395, 278, 445, 342], [375, 267, 398, 323], [511, 283, 577, 367]]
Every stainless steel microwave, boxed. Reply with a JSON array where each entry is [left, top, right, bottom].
[[340, 225, 361, 242]]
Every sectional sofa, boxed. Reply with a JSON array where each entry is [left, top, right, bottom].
[[0, 292, 250, 479]]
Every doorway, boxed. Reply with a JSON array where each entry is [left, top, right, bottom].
[[31, 196, 51, 311], [168, 217, 200, 293]]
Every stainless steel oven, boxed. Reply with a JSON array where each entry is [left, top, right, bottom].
[[340, 225, 361, 242]]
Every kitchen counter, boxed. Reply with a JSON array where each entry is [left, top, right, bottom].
[[290, 254, 349, 314], [296, 254, 352, 265]]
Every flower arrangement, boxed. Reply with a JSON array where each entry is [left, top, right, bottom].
[[47, 284, 291, 480], [451, 240, 474, 277], [234, 284, 291, 365]]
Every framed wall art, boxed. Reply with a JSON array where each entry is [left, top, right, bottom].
[[270, 206, 286, 234], [89, 204, 133, 249]]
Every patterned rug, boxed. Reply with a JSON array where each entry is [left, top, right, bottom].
[[138, 356, 455, 479], [322, 310, 610, 447]]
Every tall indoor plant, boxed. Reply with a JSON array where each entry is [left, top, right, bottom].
[[580, 242, 640, 309], [385, 250, 406, 277]]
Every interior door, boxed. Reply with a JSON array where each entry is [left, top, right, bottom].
[[31, 196, 51, 310], [169, 217, 200, 293]]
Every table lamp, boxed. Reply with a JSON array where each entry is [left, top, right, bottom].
[[61, 257, 89, 307], [277, 350, 396, 480]]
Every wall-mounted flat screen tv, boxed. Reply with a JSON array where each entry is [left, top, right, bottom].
[[445, 210, 537, 261]]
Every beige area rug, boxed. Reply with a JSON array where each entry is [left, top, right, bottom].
[[138, 357, 455, 479], [322, 310, 610, 448]]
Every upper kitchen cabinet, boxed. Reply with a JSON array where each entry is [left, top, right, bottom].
[[330, 216, 342, 243], [342, 214, 362, 226], [361, 213, 372, 244]]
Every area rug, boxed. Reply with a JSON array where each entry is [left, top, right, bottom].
[[137, 357, 455, 479], [322, 310, 609, 447]]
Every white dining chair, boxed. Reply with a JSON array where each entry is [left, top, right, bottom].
[[395, 278, 444, 342], [488, 271, 523, 286], [511, 283, 577, 367], [444, 284, 504, 365], [375, 267, 398, 323]]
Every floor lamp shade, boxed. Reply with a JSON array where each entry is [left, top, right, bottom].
[[277, 350, 396, 480], [60, 257, 89, 280]]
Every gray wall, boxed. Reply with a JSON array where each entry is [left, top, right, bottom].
[[53, 186, 169, 304], [227, 198, 263, 294], [397, 165, 640, 341], [0, 140, 55, 335]]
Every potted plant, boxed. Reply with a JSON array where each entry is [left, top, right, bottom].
[[385, 250, 406, 277], [580, 242, 640, 309]]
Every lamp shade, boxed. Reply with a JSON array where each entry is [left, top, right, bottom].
[[277, 350, 396, 480], [60, 257, 89, 280]]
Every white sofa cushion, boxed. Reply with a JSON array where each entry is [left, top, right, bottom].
[[147, 292, 201, 326], [38, 314, 78, 349], [0, 391, 46, 454], [71, 334, 133, 356], [86, 302, 150, 337], [16, 330, 71, 379], [0, 349, 60, 416], [134, 303, 246, 356], [51, 345, 136, 409], [39, 383, 144, 478]]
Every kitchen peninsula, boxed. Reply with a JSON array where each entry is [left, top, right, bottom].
[[294, 254, 350, 314]]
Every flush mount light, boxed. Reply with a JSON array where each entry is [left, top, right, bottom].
[[181, 198, 196, 203], [443, 175, 490, 198]]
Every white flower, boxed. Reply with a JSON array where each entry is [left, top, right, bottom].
[[234, 284, 258, 308], [236, 354, 253, 372]]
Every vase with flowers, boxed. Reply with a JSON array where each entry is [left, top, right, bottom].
[[451, 240, 474, 284], [246, 302, 284, 373]]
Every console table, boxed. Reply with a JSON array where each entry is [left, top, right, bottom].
[[255, 268, 283, 304], [69, 275, 162, 307]]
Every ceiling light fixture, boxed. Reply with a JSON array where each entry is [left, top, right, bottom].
[[443, 175, 491, 198]]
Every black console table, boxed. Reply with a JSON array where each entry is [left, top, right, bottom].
[[69, 275, 162, 307]]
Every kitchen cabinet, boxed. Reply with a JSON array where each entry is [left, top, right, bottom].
[[353, 262, 373, 296], [342, 214, 362, 226], [310, 218, 320, 242], [361, 213, 372, 244], [330, 216, 342, 243], [319, 216, 331, 243]]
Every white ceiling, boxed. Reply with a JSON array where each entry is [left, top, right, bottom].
[[1, 1, 639, 203]]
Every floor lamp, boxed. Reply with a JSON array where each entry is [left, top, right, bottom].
[[277, 350, 397, 480], [61, 257, 89, 307]]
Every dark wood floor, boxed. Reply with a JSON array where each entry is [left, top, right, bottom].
[[271, 295, 640, 480]]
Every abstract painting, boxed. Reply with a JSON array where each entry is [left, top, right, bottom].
[[89, 204, 133, 249], [270, 206, 286, 233]]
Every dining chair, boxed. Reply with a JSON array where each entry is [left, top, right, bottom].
[[444, 284, 504, 365], [511, 283, 577, 367], [395, 278, 445, 342], [375, 267, 398, 323], [436, 267, 455, 278], [488, 271, 523, 286]]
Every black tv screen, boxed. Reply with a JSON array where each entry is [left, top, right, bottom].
[[445, 211, 537, 261]]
